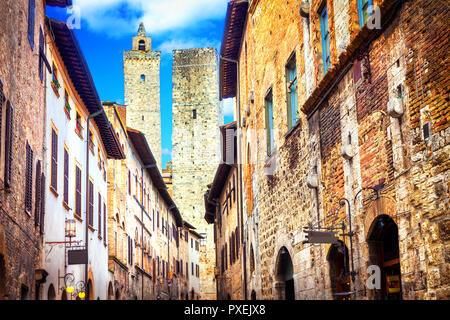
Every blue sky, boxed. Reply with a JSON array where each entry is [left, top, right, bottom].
[[46, 0, 234, 169]]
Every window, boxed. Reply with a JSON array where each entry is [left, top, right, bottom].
[[320, 6, 331, 74], [88, 180, 94, 227], [75, 165, 82, 218], [27, 0, 35, 50], [51, 63, 60, 91], [39, 27, 44, 82], [0, 79, 4, 151], [75, 112, 83, 137], [34, 160, 41, 227], [25, 142, 33, 214], [50, 128, 58, 192], [64, 90, 71, 115], [286, 53, 298, 129], [140, 74, 146, 82], [63, 148, 69, 205], [98, 193, 102, 237], [39, 173, 46, 234], [139, 40, 146, 51], [103, 202, 107, 243], [89, 130, 95, 154], [358, 0, 373, 27], [193, 109, 197, 119], [264, 89, 274, 156], [4, 101, 13, 188]]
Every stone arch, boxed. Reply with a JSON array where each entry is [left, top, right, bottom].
[[249, 243, 255, 276], [366, 214, 402, 300], [47, 284, 56, 300], [87, 267, 95, 300], [327, 241, 350, 300], [363, 195, 397, 240], [273, 246, 295, 300], [108, 282, 114, 300]]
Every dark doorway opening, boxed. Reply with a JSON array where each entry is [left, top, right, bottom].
[[367, 215, 402, 300], [0, 254, 6, 300], [327, 241, 351, 300], [275, 246, 295, 300], [251, 290, 256, 300], [47, 284, 56, 300]]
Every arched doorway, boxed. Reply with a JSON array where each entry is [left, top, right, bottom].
[[327, 241, 351, 300], [367, 215, 402, 300], [108, 282, 114, 300], [47, 284, 56, 300], [61, 290, 67, 300], [274, 246, 295, 300], [251, 290, 256, 300], [115, 288, 121, 300], [86, 279, 94, 300], [0, 254, 6, 300]]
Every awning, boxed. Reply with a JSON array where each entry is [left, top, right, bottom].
[[48, 19, 125, 160], [220, 0, 249, 99]]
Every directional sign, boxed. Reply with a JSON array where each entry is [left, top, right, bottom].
[[168, 279, 172, 287], [303, 230, 339, 244]]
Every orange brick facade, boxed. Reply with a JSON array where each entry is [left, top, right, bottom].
[[224, 0, 450, 300]]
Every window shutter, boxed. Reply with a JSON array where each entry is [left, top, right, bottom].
[[63, 149, 69, 204], [39, 173, 45, 234], [51, 129, 58, 190], [34, 160, 41, 227], [25, 143, 33, 213], [98, 193, 102, 236], [4, 101, 13, 188], [128, 170, 131, 195], [235, 227, 240, 259], [0, 80, 4, 147], [75, 166, 81, 218], [88, 180, 94, 226], [103, 202, 106, 242], [39, 27, 44, 81], [27, 0, 35, 50]]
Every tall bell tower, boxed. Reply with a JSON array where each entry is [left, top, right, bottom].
[[124, 23, 162, 169]]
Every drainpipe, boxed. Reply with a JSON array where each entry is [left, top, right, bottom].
[[85, 109, 103, 296]]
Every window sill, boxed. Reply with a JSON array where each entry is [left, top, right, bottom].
[[64, 107, 71, 120], [49, 185, 58, 198], [51, 81, 60, 98], [74, 213, 83, 223], [62, 201, 71, 211], [98, 234, 102, 241], [88, 225, 95, 232], [75, 128, 84, 140], [284, 119, 301, 140]]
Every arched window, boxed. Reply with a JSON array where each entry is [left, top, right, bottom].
[[139, 40, 145, 51], [140, 74, 146, 82]]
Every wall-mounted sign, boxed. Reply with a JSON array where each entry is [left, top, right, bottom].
[[303, 230, 339, 244], [68, 249, 88, 265]]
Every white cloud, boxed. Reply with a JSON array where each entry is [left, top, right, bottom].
[[162, 148, 172, 157], [73, 0, 228, 36], [223, 98, 234, 117]]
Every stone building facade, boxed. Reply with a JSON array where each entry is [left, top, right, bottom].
[[205, 122, 244, 300], [0, 0, 73, 300], [219, 0, 449, 300], [41, 19, 125, 301], [171, 48, 223, 300], [104, 102, 185, 300], [124, 23, 162, 170]]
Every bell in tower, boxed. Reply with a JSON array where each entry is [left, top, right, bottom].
[[132, 22, 151, 52]]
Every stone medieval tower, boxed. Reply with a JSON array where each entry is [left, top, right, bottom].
[[172, 48, 223, 300], [124, 23, 162, 169]]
